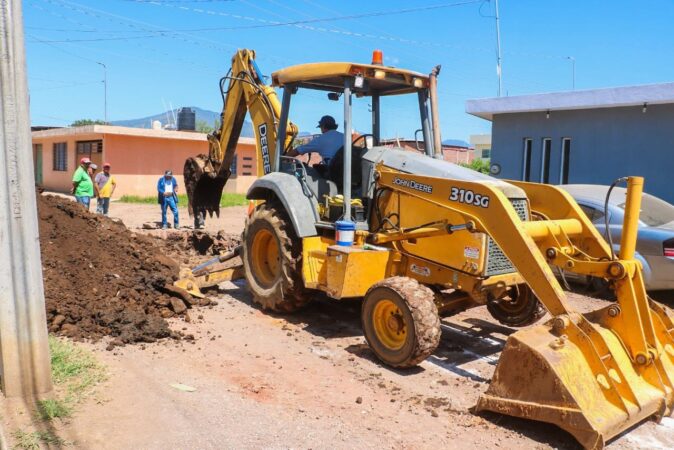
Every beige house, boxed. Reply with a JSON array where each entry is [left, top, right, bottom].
[[32, 125, 258, 198], [469, 134, 492, 161]]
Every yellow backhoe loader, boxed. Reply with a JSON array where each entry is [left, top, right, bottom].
[[181, 49, 674, 449]]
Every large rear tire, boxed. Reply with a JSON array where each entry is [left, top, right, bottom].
[[362, 277, 441, 368], [241, 202, 308, 312], [486, 284, 545, 327]]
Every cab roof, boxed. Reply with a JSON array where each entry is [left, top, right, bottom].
[[271, 62, 429, 96]]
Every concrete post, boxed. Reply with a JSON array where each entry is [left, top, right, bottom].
[[0, 0, 53, 397]]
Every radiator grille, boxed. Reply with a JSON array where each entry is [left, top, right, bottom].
[[484, 199, 529, 276]]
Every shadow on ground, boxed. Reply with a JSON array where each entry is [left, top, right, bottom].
[[476, 410, 582, 450]]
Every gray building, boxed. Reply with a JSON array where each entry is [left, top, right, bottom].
[[465, 83, 674, 203]]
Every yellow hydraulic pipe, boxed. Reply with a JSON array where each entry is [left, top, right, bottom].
[[619, 177, 643, 261], [521, 219, 583, 242], [372, 226, 448, 244]]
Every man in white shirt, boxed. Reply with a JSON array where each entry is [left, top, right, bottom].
[[286, 115, 344, 162]]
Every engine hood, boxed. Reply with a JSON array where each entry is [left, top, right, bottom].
[[362, 147, 527, 199]]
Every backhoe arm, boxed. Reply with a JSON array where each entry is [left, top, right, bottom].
[[184, 49, 297, 221]]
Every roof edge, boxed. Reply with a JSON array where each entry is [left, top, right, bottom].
[[465, 81, 674, 121]]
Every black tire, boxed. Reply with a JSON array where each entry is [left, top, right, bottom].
[[241, 202, 308, 312], [486, 284, 545, 327], [362, 277, 441, 368], [588, 276, 615, 300]]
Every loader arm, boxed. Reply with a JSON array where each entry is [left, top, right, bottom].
[[184, 49, 297, 220], [376, 165, 674, 449]]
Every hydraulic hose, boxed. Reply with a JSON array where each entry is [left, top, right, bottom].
[[604, 177, 628, 261]]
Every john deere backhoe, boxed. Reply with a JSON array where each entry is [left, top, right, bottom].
[[181, 49, 674, 449]]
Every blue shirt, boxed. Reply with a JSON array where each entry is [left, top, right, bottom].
[[296, 130, 344, 161], [157, 176, 178, 204]]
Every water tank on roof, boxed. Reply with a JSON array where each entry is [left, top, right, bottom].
[[177, 107, 196, 131]]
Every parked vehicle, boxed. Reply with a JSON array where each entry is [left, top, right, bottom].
[[560, 184, 674, 291]]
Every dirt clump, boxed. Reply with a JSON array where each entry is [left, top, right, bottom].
[[163, 230, 241, 257], [38, 194, 190, 347]]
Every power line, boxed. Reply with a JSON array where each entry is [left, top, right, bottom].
[[25, 25, 151, 33], [27, 34, 166, 42], [136, 0, 483, 31], [121, 0, 235, 3], [30, 80, 101, 91], [26, 33, 102, 65]]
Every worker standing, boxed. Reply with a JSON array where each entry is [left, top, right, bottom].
[[95, 163, 116, 216], [71, 157, 94, 210], [286, 115, 344, 162], [157, 170, 179, 229]]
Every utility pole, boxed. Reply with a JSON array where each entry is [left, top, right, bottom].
[[567, 56, 576, 90], [96, 61, 107, 123], [0, 0, 53, 398], [494, 0, 503, 97]]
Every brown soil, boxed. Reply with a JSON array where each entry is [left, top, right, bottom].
[[38, 194, 193, 347], [162, 229, 241, 258]]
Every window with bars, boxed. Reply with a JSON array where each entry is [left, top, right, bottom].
[[540, 138, 551, 183], [560, 138, 571, 184], [230, 155, 237, 176], [76, 140, 103, 155], [53, 142, 67, 171], [522, 138, 532, 181]]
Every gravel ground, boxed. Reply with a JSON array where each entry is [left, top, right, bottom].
[[5, 200, 674, 449]]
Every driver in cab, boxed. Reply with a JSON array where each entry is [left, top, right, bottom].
[[286, 115, 343, 163]]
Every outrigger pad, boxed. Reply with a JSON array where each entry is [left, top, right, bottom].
[[474, 306, 674, 450]]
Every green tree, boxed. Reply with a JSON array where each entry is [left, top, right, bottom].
[[70, 119, 108, 127], [459, 158, 491, 174], [196, 120, 215, 134]]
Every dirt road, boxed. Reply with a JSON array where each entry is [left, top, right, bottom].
[[107, 200, 247, 233], [25, 202, 674, 449]]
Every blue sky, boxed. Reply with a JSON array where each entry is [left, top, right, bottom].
[[23, 0, 674, 141]]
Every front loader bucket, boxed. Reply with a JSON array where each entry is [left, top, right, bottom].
[[475, 303, 674, 449]]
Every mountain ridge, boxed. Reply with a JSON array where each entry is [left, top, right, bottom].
[[111, 106, 254, 137]]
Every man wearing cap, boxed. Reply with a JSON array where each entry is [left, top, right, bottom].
[[286, 115, 344, 162], [157, 170, 179, 229], [95, 163, 117, 216], [71, 157, 94, 209]]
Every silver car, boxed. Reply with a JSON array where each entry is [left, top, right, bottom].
[[559, 184, 674, 291]]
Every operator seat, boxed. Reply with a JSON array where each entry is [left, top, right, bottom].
[[321, 146, 365, 195]]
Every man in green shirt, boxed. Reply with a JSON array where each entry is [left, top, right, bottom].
[[71, 157, 94, 210]]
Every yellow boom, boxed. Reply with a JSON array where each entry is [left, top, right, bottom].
[[376, 166, 674, 449]]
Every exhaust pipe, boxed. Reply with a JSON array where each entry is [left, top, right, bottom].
[[429, 65, 443, 160]]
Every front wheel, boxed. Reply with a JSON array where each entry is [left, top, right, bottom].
[[362, 277, 441, 368], [241, 202, 308, 312]]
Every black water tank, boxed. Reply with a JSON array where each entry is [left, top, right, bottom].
[[177, 107, 196, 131]]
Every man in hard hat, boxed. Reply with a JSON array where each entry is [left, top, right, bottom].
[[157, 170, 179, 229], [286, 115, 344, 163], [95, 162, 116, 216], [71, 157, 94, 210]]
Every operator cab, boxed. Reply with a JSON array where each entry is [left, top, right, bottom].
[[271, 50, 438, 228]]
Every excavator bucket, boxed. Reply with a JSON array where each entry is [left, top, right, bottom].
[[183, 154, 229, 220], [473, 177, 674, 449], [475, 303, 674, 449]]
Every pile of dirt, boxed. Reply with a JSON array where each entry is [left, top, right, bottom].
[[38, 194, 196, 347]]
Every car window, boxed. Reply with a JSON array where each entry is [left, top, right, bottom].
[[617, 193, 674, 227], [578, 204, 605, 224]]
